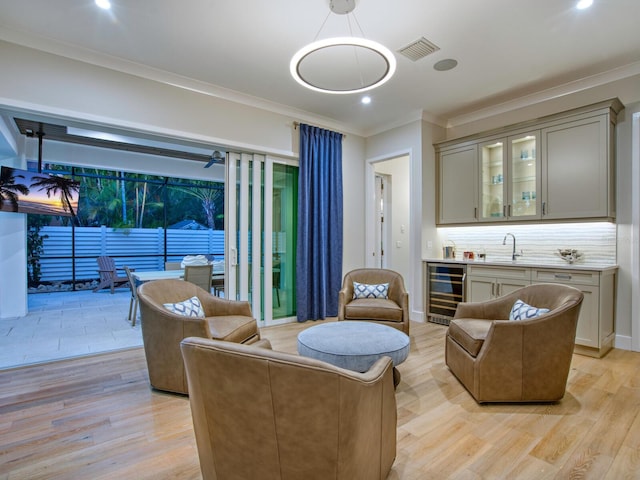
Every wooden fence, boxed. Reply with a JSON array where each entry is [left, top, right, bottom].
[[36, 226, 225, 282]]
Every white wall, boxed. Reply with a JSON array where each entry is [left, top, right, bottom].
[[0, 212, 27, 317], [614, 100, 640, 347], [341, 135, 367, 273], [0, 40, 367, 318], [365, 120, 444, 321], [0, 138, 27, 317]]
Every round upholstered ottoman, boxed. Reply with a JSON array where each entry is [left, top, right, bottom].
[[297, 321, 410, 387]]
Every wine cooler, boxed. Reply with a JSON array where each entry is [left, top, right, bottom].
[[426, 262, 466, 325]]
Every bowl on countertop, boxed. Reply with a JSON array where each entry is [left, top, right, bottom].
[[557, 249, 584, 264]]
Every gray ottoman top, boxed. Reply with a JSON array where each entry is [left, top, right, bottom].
[[297, 321, 410, 373]]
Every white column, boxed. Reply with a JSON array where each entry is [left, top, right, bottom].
[[0, 212, 27, 318]]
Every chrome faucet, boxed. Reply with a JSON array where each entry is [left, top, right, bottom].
[[503, 233, 521, 261]]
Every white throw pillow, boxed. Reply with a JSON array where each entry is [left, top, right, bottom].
[[509, 299, 550, 321], [163, 296, 205, 318], [353, 281, 389, 299]]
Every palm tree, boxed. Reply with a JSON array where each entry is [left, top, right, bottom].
[[31, 174, 80, 222], [174, 185, 224, 229], [0, 167, 30, 212]]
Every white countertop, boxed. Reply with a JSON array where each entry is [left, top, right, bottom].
[[422, 258, 618, 272]]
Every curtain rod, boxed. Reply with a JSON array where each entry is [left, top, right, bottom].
[[293, 122, 346, 139]]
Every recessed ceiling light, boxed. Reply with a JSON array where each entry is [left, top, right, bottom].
[[361, 96, 371, 105], [95, 0, 111, 10], [433, 58, 458, 72], [576, 0, 593, 9]]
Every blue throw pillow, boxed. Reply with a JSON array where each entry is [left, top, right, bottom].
[[509, 299, 550, 321], [353, 281, 389, 299]]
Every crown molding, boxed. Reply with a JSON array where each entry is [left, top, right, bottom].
[[445, 60, 640, 128]]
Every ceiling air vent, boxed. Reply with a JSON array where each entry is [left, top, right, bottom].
[[397, 37, 440, 61]]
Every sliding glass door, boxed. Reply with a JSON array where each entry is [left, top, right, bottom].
[[226, 153, 297, 325]]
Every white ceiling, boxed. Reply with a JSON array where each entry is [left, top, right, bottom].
[[0, 0, 639, 137]]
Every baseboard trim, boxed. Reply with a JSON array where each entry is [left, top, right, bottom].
[[615, 334, 632, 351]]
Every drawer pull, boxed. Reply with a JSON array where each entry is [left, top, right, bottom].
[[554, 273, 572, 280]]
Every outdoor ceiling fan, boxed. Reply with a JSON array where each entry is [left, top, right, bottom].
[[204, 150, 225, 168]]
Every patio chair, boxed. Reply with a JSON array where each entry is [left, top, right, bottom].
[[184, 264, 213, 293], [93, 256, 129, 294], [123, 266, 140, 326]]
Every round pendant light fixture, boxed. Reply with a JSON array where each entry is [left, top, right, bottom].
[[290, 0, 396, 94]]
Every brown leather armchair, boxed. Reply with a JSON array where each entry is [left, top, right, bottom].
[[180, 336, 397, 480], [338, 268, 410, 334], [446, 283, 584, 403], [137, 279, 260, 394]]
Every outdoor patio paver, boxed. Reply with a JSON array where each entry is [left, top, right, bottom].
[[0, 289, 141, 370]]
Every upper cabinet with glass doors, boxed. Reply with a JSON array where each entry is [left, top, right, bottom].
[[508, 132, 540, 220], [436, 99, 622, 226], [480, 139, 505, 221], [479, 132, 540, 222]]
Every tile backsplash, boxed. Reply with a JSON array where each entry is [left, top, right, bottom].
[[437, 222, 616, 266]]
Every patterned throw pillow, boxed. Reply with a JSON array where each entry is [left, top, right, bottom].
[[353, 281, 389, 299], [509, 299, 550, 321], [163, 296, 205, 318]]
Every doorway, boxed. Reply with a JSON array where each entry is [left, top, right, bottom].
[[369, 155, 411, 286]]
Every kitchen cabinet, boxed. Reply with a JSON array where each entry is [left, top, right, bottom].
[[425, 258, 617, 357], [462, 262, 616, 358], [436, 99, 622, 226], [531, 267, 616, 358], [438, 144, 478, 224], [541, 113, 614, 220], [479, 132, 540, 221], [466, 264, 531, 302]]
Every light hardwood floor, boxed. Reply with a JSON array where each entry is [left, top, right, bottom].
[[1, 320, 640, 479]]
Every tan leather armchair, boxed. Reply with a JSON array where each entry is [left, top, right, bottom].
[[180, 336, 397, 480], [446, 283, 583, 403], [338, 268, 410, 334], [137, 279, 260, 394]]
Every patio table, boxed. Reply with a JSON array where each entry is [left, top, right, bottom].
[[132, 269, 223, 283]]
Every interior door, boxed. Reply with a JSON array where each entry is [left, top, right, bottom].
[[374, 174, 388, 268]]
